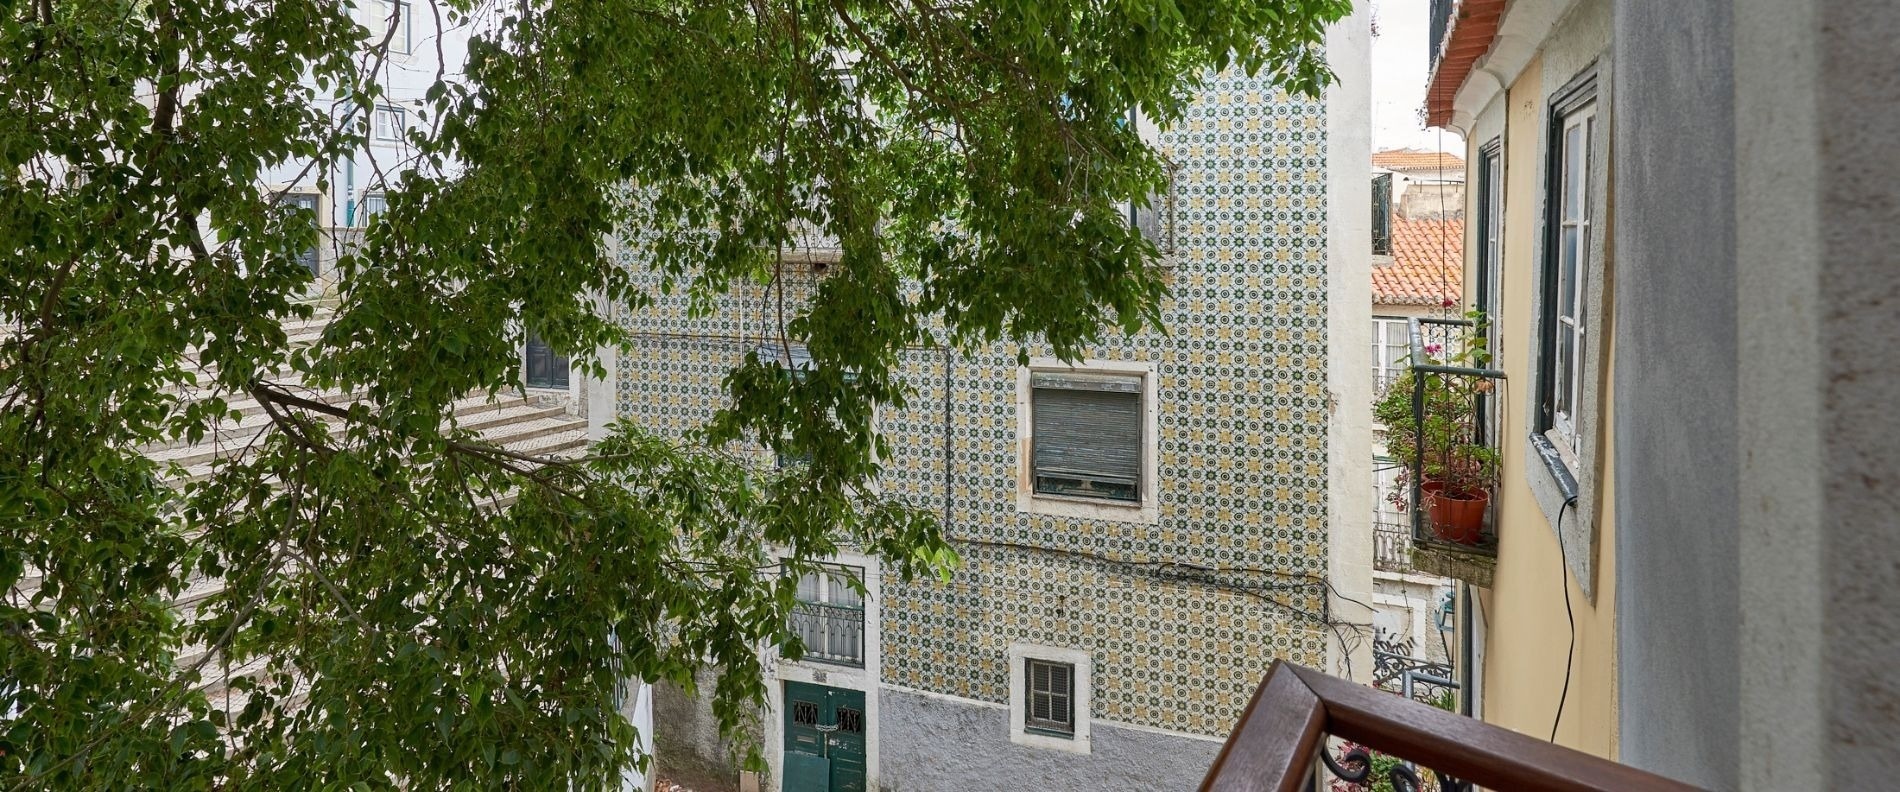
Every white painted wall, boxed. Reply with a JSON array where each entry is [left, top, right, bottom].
[[1326, 1, 1378, 684]]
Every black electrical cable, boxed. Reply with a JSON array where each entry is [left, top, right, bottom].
[[1550, 494, 1579, 743]]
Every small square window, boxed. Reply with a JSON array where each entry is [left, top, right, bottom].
[[1030, 372, 1144, 503], [1008, 644, 1092, 753], [372, 105, 406, 143], [1024, 659, 1074, 736], [357, 192, 386, 226]]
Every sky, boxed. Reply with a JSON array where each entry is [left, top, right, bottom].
[[1370, 0, 1465, 154]]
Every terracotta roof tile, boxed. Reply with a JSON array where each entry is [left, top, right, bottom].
[[1373, 149, 1465, 172], [1374, 215, 1463, 306]]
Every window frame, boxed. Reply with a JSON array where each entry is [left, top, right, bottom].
[[371, 104, 407, 143], [1007, 644, 1092, 754], [1023, 659, 1075, 737], [1371, 172, 1394, 256], [1476, 139, 1504, 340], [366, 0, 411, 55], [1535, 71, 1598, 473], [357, 191, 387, 226], [523, 328, 571, 390], [277, 190, 322, 275], [1015, 359, 1160, 524], [1371, 316, 1412, 397], [789, 564, 865, 668]]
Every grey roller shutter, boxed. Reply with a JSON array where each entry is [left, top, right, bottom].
[[1031, 372, 1143, 502]]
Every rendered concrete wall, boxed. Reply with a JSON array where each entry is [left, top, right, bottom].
[[1609, 0, 1741, 788], [874, 687, 1220, 792], [1467, 49, 1619, 760], [653, 669, 753, 792]]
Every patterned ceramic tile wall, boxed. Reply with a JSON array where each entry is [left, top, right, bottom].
[[613, 71, 1333, 737]]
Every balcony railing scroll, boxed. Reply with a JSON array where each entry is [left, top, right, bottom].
[[1200, 662, 1706, 792], [1396, 318, 1504, 566]]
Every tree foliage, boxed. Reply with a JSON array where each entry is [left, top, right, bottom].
[[0, 0, 1347, 787]]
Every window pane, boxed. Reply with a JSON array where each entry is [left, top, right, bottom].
[[1563, 122, 1584, 221], [1560, 226, 1581, 319], [828, 569, 863, 609], [796, 572, 821, 603], [1555, 326, 1575, 420]]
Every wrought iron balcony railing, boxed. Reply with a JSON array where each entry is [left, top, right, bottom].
[[1200, 662, 1705, 792], [1372, 650, 1457, 708], [788, 602, 864, 668], [1382, 318, 1504, 583]]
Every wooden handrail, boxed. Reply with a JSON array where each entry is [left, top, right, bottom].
[[1201, 662, 1707, 792]]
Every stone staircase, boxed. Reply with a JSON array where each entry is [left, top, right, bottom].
[[140, 300, 589, 707]]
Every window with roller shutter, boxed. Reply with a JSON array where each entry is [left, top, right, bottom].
[[1030, 372, 1144, 502]]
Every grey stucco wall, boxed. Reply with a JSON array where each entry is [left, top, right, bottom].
[[654, 668, 753, 791], [876, 687, 1220, 792], [1611, 0, 1741, 788], [1812, 0, 1900, 780]]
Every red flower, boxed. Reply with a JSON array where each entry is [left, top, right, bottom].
[[1441, 297, 1457, 308]]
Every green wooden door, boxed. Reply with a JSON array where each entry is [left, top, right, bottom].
[[782, 682, 866, 792]]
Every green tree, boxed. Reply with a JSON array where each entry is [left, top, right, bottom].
[[0, 0, 1348, 787]]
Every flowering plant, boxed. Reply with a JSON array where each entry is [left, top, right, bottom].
[[1373, 311, 1499, 505]]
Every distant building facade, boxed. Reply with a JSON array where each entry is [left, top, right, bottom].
[[598, 13, 1375, 792]]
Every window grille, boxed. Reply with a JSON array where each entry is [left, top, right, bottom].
[[1372, 173, 1394, 255], [278, 193, 321, 274], [1026, 659, 1075, 736], [1030, 372, 1144, 502], [789, 565, 864, 667]]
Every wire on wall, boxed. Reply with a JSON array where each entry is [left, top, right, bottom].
[[1550, 494, 1579, 743]]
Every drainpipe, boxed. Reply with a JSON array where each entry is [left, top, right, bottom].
[[1460, 582, 1475, 717]]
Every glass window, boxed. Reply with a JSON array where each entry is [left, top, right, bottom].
[[372, 105, 406, 142], [1025, 659, 1075, 736], [1542, 94, 1596, 458], [789, 565, 864, 667], [367, 0, 410, 54], [358, 192, 386, 226]]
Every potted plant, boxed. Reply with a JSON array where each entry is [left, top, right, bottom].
[[1374, 313, 1499, 545]]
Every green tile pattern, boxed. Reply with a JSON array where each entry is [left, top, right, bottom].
[[613, 71, 1333, 737]]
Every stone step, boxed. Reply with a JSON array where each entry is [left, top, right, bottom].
[[151, 395, 552, 469]]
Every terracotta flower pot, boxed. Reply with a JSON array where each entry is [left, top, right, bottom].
[[1426, 487, 1488, 545]]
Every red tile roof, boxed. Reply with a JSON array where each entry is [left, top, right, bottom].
[[1374, 216, 1464, 306], [1374, 149, 1465, 172], [1425, 0, 1508, 128]]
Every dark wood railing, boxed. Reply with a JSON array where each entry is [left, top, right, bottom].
[[1201, 662, 1705, 792]]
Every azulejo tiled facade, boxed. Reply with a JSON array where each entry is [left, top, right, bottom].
[[614, 71, 1333, 739]]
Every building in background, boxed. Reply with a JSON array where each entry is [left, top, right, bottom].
[[1417, 0, 1900, 786], [1367, 152, 1465, 700], [605, 11, 1374, 792]]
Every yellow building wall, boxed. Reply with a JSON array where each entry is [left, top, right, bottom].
[[1470, 53, 1618, 759]]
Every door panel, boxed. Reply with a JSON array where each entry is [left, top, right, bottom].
[[782, 682, 867, 792]]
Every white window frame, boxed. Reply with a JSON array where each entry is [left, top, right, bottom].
[[371, 104, 406, 143], [357, 191, 387, 226], [1545, 99, 1596, 461], [1007, 643, 1092, 754], [1371, 316, 1412, 396], [1015, 358, 1160, 524], [365, 0, 411, 54]]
